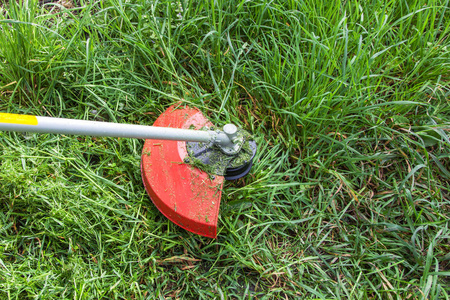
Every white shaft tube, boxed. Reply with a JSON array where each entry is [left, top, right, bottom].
[[0, 113, 233, 145]]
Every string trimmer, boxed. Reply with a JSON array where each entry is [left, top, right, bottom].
[[0, 105, 257, 238]]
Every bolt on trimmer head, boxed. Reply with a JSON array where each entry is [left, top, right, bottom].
[[0, 104, 257, 238]]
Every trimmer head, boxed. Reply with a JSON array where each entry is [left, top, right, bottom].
[[186, 133, 257, 180], [141, 105, 256, 238]]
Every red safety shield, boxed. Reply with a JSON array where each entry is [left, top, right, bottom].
[[141, 105, 224, 238]]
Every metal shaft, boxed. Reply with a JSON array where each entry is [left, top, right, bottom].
[[0, 113, 234, 146]]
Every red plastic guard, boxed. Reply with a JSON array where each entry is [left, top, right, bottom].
[[141, 105, 224, 238]]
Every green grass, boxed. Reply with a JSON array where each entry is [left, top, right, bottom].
[[1, 0, 449, 298]]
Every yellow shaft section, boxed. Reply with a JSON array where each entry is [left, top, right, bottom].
[[0, 113, 38, 126]]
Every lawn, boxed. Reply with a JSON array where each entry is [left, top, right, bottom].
[[1, 0, 449, 298]]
